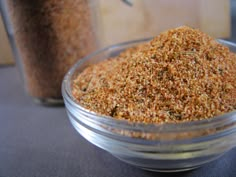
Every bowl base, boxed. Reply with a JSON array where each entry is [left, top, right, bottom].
[[113, 153, 223, 173], [140, 166, 200, 172]]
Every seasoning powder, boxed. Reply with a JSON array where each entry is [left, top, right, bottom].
[[72, 26, 236, 124], [6, 0, 97, 99]]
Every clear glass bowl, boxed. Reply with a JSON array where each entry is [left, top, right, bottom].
[[62, 38, 236, 172]]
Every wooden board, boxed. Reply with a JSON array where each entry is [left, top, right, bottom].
[[199, 0, 231, 37], [0, 0, 231, 65], [0, 14, 14, 65], [98, 0, 231, 47]]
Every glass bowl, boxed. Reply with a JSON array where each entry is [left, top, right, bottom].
[[62, 38, 236, 172]]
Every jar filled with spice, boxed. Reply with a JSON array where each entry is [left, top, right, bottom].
[[0, 0, 99, 105]]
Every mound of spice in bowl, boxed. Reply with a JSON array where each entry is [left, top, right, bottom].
[[72, 26, 236, 124]]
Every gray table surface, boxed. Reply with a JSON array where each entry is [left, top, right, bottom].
[[1, 2, 236, 177]]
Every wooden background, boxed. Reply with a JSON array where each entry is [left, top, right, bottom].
[[0, 0, 231, 65], [0, 14, 14, 65], [98, 0, 231, 46]]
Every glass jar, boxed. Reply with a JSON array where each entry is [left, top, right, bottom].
[[0, 0, 99, 105]]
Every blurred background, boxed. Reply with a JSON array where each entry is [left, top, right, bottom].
[[0, 0, 235, 65]]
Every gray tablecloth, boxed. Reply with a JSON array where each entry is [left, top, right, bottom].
[[1, 2, 236, 176], [1, 67, 236, 177]]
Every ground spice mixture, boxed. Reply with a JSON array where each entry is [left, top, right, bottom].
[[72, 26, 236, 124], [4, 0, 97, 101]]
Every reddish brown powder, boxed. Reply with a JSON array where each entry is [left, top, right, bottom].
[[72, 26, 236, 124], [5, 0, 97, 100]]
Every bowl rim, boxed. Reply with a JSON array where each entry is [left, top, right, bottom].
[[62, 38, 236, 132]]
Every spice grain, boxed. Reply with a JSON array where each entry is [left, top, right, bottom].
[[73, 26, 236, 123]]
